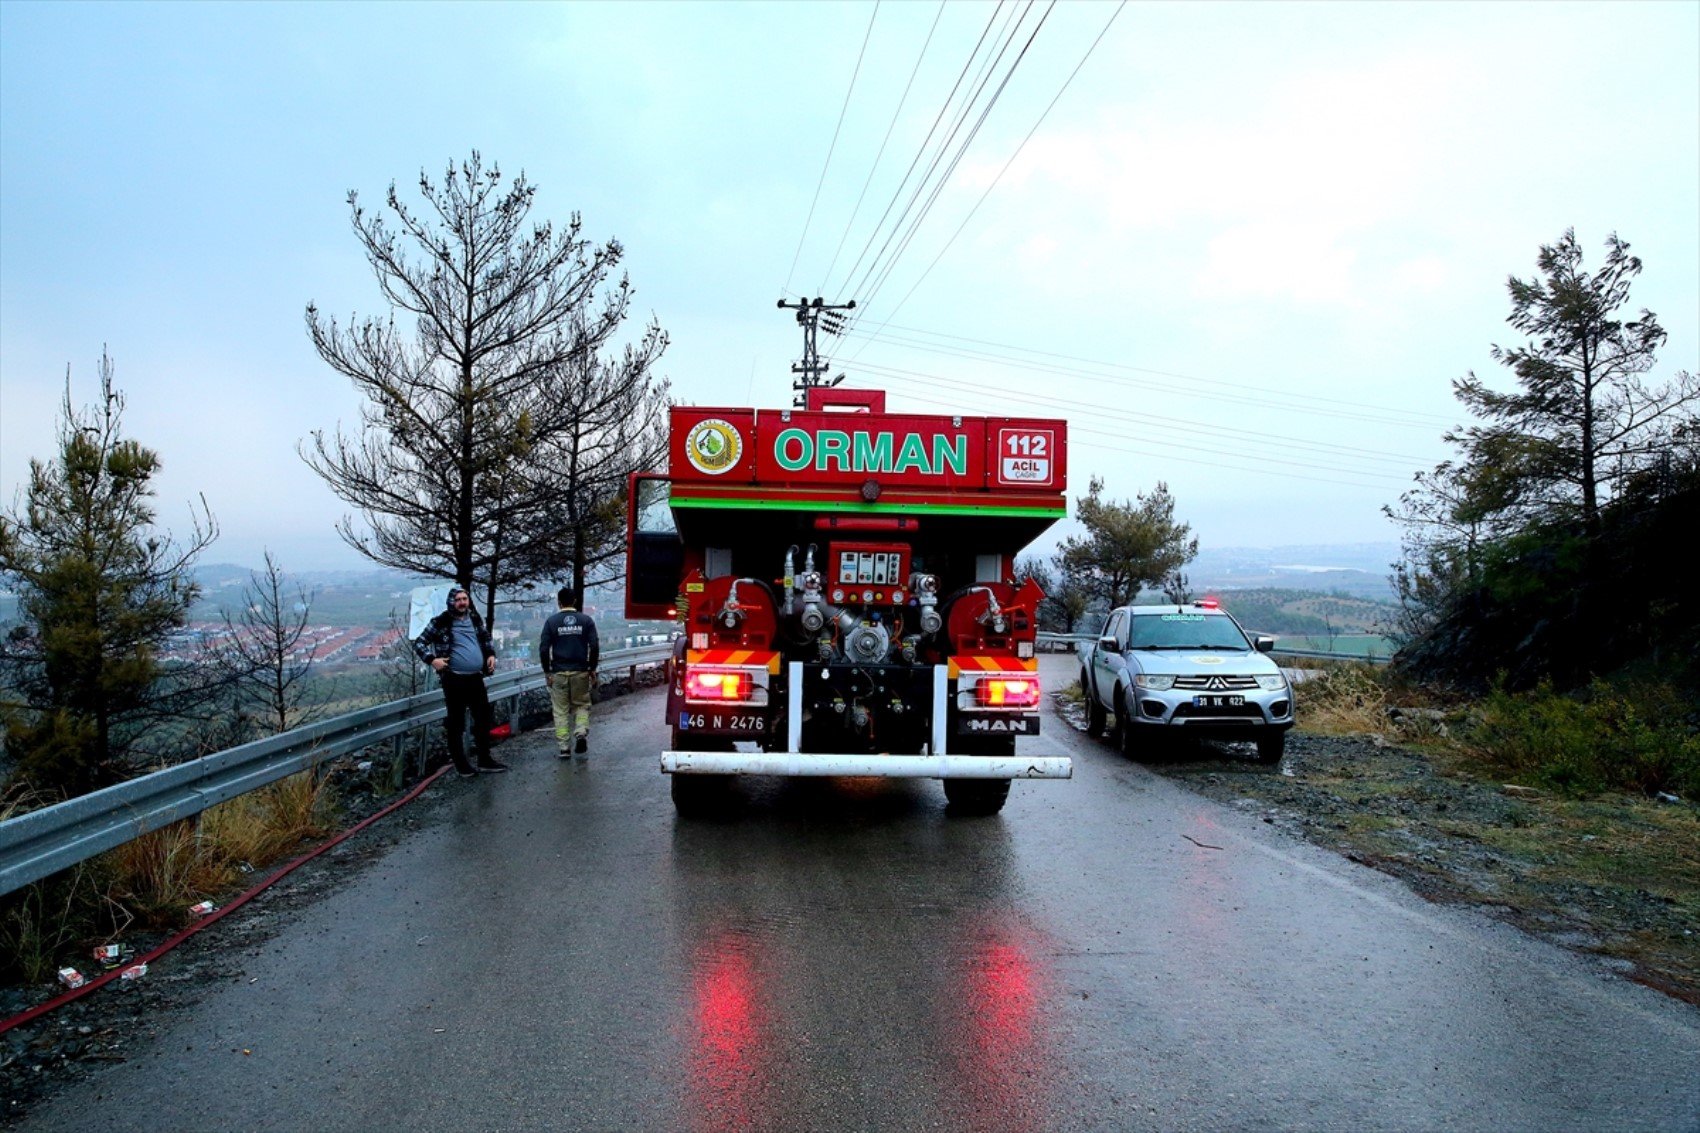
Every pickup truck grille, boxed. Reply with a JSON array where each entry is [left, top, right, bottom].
[[1173, 675, 1258, 691]]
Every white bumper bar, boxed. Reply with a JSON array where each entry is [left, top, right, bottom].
[[660, 751, 1072, 780]]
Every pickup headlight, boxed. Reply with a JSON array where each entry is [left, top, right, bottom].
[[1255, 674, 1288, 691], [1133, 674, 1175, 691]]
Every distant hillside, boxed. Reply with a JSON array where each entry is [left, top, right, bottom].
[[1188, 543, 1399, 602], [1209, 588, 1398, 637]]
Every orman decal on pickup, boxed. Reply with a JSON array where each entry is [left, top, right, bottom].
[[772, 427, 968, 477], [685, 418, 743, 475]]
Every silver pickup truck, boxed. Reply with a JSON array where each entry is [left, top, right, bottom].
[[1078, 601, 1294, 763]]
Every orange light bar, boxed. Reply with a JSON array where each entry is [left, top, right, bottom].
[[977, 677, 1040, 708], [685, 669, 750, 702]]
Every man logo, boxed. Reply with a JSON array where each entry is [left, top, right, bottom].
[[965, 718, 1033, 733], [685, 418, 742, 476]]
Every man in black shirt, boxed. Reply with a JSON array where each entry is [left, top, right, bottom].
[[540, 587, 599, 758]]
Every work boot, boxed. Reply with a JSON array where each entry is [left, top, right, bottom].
[[574, 734, 588, 755], [476, 756, 509, 773], [557, 745, 572, 760]]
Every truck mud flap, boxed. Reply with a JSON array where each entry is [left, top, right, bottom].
[[660, 751, 1072, 780]]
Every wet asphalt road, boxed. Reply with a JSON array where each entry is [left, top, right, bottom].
[[23, 654, 1700, 1132]]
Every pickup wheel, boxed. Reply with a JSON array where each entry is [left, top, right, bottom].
[[943, 778, 1011, 816], [1082, 669, 1106, 737], [1253, 731, 1286, 765], [1113, 690, 1138, 759]]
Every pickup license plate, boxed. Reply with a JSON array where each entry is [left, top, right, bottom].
[[1194, 695, 1245, 708]]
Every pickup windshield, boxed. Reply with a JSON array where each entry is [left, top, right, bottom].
[[1128, 614, 1250, 651]]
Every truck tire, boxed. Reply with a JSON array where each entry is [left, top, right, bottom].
[[943, 778, 1011, 816], [1082, 669, 1106, 737], [1254, 731, 1286, 765], [670, 772, 731, 818], [670, 728, 734, 817]]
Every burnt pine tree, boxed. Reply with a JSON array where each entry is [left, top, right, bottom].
[[0, 354, 216, 798], [1057, 477, 1197, 610], [216, 551, 325, 737], [496, 315, 670, 599], [302, 152, 668, 626]]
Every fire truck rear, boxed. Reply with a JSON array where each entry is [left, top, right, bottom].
[[626, 385, 1072, 816]]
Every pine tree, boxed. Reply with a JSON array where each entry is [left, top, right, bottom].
[[0, 353, 216, 797]]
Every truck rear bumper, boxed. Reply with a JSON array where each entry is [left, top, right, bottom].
[[660, 751, 1072, 780]]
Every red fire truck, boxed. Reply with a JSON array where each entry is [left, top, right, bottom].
[[626, 385, 1072, 816]]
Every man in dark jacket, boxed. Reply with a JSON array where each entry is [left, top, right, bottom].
[[540, 587, 599, 758], [413, 587, 507, 777]]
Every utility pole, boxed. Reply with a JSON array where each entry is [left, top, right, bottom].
[[777, 297, 856, 407]]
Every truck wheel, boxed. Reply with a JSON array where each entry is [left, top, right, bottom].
[[1254, 731, 1286, 765], [1082, 670, 1106, 737], [670, 728, 734, 817], [670, 773, 731, 818], [943, 778, 1010, 816]]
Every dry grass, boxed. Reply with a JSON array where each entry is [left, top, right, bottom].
[[1294, 664, 1389, 735], [3, 767, 338, 982]]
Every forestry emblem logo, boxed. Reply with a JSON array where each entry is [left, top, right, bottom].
[[685, 418, 742, 475]]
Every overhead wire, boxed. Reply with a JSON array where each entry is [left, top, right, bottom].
[[890, 384, 1416, 489], [828, 2, 1011, 302], [857, 364, 1422, 482], [844, 321, 1459, 428], [857, 0, 1125, 332], [782, 1, 881, 298], [851, 360, 1429, 466], [850, 2, 1047, 309], [815, 0, 948, 297]]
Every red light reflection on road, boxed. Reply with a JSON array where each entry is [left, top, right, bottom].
[[948, 917, 1050, 1133], [685, 931, 776, 1133]]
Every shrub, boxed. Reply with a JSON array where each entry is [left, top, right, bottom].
[[1466, 679, 1700, 797]]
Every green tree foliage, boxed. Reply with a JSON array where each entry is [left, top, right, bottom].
[[0, 354, 216, 798], [1057, 477, 1197, 610], [302, 152, 669, 626], [1389, 232, 1699, 691], [1448, 229, 1696, 535]]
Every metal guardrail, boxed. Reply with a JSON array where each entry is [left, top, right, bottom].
[[0, 642, 674, 896], [1035, 631, 1390, 665]]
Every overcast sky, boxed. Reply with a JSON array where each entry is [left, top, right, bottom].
[[3, 1, 1696, 572]]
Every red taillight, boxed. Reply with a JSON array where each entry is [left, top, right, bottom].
[[977, 677, 1039, 708], [685, 669, 750, 701]]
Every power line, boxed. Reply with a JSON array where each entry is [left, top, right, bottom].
[[845, 321, 1459, 428], [863, 367, 1421, 482], [782, 2, 881, 298], [816, 0, 948, 297], [855, 361, 1429, 466], [829, 2, 1012, 301], [892, 386, 1415, 489], [862, 0, 1125, 328], [852, 2, 1047, 309]]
